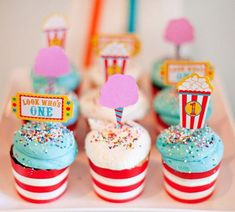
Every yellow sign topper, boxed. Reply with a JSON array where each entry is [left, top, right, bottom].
[[12, 93, 73, 122], [161, 60, 214, 86], [92, 34, 141, 57]]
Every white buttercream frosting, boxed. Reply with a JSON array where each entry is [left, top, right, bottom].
[[43, 14, 67, 30], [85, 121, 151, 170], [88, 61, 143, 86], [178, 75, 212, 92], [101, 42, 129, 57], [80, 88, 149, 121]]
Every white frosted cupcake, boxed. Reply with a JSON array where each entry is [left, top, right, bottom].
[[80, 88, 149, 123], [85, 121, 151, 202]]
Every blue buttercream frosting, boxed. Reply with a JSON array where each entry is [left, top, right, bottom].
[[153, 87, 212, 125], [36, 85, 79, 127], [13, 122, 78, 170], [156, 125, 224, 173], [31, 63, 81, 92]]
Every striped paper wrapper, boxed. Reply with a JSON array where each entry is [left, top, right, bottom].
[[88, 159, 149, 203], [44, 29, 67, 48], [10, 149, 69, 203], [162, 161, 221, 203], [102, 56, 128, 81], [179, 90, 211, 129]]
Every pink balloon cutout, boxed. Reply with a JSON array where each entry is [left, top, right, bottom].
[[164, 18, 194, 45], [99, 74, 139, 109], [34, 46, 69, 78]]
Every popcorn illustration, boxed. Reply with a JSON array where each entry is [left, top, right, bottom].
[[100, 42, 129, 81], [177, 74, 213, 129], [43, 14, 68, 48]]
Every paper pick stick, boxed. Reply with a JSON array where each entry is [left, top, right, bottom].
[[128, 0, 138, 33], [177, 73, 213, 129], [99, 74, 138, 128], [164, 18, 194, 59], [83, 0, 103, 69]]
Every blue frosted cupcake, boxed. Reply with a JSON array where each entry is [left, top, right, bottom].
[[156, 125, 223, 203], [36, 85, 79, 131], [31, 63, 81, 94], [10, 122, 78, 203], [153, 87, 212, 127]]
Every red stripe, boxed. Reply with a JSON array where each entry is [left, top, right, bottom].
[[104, 59, 108, 81], [14, 176, 68, 193], [179, 90, 211, 95], [121, 59, 127, 74], [89, 159, 148, 179], [165, 188, 214, 204], [16, 187, 67, 204], [115, 114, 122, 119], [163, 162, 220, 179], [181, 94, 187, 127], [92, 178, 145, 193], [163, 176, 216, 193], [190, 95, 198, 129], [94, 189, 143, 203], [115, 109, 122, 113], [10, 149, 68, 179], [197, 96, 209, 128]]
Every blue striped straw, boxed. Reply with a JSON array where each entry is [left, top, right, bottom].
[[115, 107, 124, 128]]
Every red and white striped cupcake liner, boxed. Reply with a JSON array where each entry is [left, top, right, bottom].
[[162, 161, 221, 203], [10, 153, 69, 203], [88, 159, 149, 203]]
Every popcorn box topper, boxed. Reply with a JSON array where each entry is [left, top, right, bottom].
[[93, 34, 141, 57], [161, 60, 214, 86], [100, 42, 129, 80], [42, 13, 68, 48], [12, 93, 73, 122], [177, 73, 213, 129]]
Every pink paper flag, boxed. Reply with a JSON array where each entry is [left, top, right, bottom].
[[164, 18, 194, 45], [99, 74, 138, 109], [34, 46, 69, 78]]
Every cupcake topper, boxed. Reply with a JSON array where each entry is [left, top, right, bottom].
[[161, 60, 214, 86], [34, 46, 70, 91], [164, 18, 194, 59], [93, 34, 141, 57], [100, 42, 129, 81], [43, 13, 68, 48], [177, 73, 213, 129], [11, 92, 73, 122], [99, 74, 138, 128]]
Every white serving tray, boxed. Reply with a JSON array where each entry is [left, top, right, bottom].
[[0, 69, 234, 211]]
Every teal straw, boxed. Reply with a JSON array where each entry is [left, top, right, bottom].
[[128, 0, 137, 33]]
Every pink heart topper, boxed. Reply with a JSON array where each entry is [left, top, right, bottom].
[[34, 46, 69, 78], [164, 18, 194, 45], [99, 74, 139, 109]]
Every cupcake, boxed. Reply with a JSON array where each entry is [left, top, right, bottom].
[[156, 125, 223, 203], [85, 121, 151, 202], [153, 87, 212, 128], [80, 88, 149, 124], [10, 122, 78, 203], [31, 63, 81, 95], [36, 85, 80, 132]]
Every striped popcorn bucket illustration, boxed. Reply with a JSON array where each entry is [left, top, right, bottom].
[[88, 159, 149, 203], [10, 150, 69, 203], [102, 55, 128, 81], [162, 161, 221, 203], [179, 90, 211, 129], [44, 29, 67, 48]]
